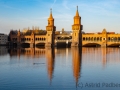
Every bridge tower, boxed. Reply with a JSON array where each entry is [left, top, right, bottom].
[[30, 31, 35, 48], [71, 6, 83, 47], [101, 29, 107, 47], [46, 8, 56, 47]]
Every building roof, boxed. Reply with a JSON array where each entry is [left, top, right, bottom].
[[10, 30, 47, 35]]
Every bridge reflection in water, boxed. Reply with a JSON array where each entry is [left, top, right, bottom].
[[7, 47, 120, 86]]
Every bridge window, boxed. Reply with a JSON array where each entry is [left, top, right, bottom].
[[91, 37, 93, 41], [97, 37, 99, 41], [57, 37, 60, 39], [111, 37, 114, 42], [94, 37, 96, 41], [83, 37, 85, 41], [103, 38, 106, 40], [118, 37, 120, 41], [88, 37, 90, 41], [44, 38, 46, 40], [114, 37, 117, 42], [29, 38, 31, 41], [108, 37, 110, 41], [36, 38, 37, 41]]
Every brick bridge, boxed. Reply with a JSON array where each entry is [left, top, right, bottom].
[[9, 6, 120, 47]]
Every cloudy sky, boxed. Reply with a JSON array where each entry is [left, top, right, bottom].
[[0, 0, 120, 34]]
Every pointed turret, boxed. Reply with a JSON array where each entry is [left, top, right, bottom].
[[47, 8, 54, 27], [75, 6, 79, 16], [48, 8, 54, 20], [73, 6, 81, 25]]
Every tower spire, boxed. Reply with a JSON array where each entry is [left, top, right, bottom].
[[50, 8, 52, 14], [49, 8, 53, 19], [76, 6, 79, 16]]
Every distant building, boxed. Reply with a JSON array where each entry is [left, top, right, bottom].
[[0, 33, 8, 45]]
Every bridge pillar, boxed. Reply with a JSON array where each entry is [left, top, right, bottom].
[[30, 43, 34, 48], [54, 40, 57, 47], [45, 43, 52, 47], [101, 43, 107, 47], [101, 29, 107, 48]]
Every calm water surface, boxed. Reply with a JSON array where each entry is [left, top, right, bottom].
[[0, 46, 120, 90]]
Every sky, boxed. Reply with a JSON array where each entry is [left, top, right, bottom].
[[0, 0, 120, 34]]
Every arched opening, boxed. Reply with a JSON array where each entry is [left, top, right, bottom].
[[108, 37, 110, 41], [97, 37, 99, 41], [13, 42, 17, 47], [114, 37, 117, 42], [21, 43, 30, 48], [91, 37, 93, 41], [56, 42, 71, 48], [83, 37, 85, 41], [94, 37, 96, 41], [88, 37, 90, 41], [83, 43, 101, 47], [36, 43, 45, 47], [118, 37, 120, 42], [108, 44, 120, 47], [36, 38, 37, 41]]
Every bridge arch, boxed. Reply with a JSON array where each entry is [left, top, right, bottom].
[[21, 43, 30, 48], [82, 43, 101, 47], [36, 43, 45, 47], [107, 43, 120, 47]]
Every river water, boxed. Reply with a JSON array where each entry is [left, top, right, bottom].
[[0, 46, 120, 90]]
